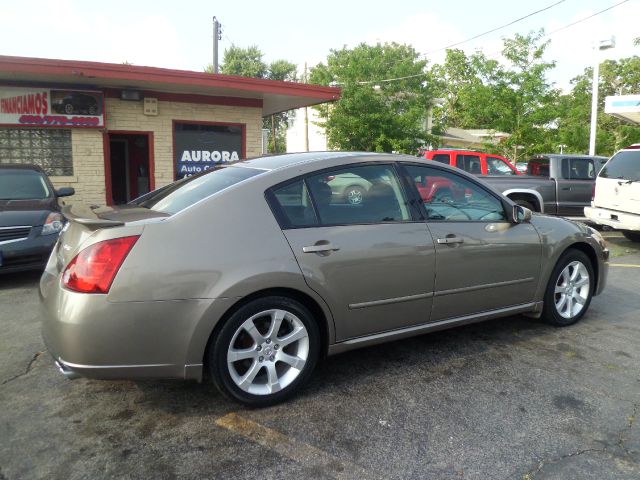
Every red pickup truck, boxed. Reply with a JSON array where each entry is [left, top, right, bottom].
[[423, 149, 520, 176]]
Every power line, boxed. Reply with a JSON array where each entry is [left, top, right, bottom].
[[545, 0, 629, 36], [356, 0, 630, 86], [423, 0, 566, 55]]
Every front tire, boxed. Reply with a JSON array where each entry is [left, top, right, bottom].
[[208, 296, 320, 407], [541, 249, 594, 326]]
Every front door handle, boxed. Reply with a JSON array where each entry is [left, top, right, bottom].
[[303, 242, 340, 253], [437, 236, 464, 245]]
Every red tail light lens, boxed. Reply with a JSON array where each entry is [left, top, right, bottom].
[[62, 236, 140, 293]]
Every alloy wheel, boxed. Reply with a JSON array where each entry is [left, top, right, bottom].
[[226, 309, 309, 396], [553, 260, 590, 319]]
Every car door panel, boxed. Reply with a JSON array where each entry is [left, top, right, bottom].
[[283, 223, 436, 340], [427, 221, 541, 321]]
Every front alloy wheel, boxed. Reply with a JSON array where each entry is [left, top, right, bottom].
[[542, 249, 594, 326], [210, 296, 319, 406]]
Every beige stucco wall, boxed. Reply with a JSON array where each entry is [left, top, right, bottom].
[[49, 97, 263, 207]]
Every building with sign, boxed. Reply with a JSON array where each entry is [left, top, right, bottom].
[[0, 55, 340, 206], [605, 94, 640, 125]]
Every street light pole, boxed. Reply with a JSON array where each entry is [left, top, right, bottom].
[[588, 37, 615, 156]]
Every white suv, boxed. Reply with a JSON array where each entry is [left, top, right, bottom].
[[585, 145, 640, 242]]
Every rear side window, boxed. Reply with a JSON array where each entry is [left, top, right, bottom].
[[138, 166, 263, 214], [271, 180, 318, 228], [0, 169, 51, 200], [562, 158, 595, 180], [431, 154, 451, 165], [459, 155, 482, 174], [600, 151, 640, 181], [527, 159, 550, 177]]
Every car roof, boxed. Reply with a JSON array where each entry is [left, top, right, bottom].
[[234, 152, 401, 172], [0, 163, 45, 172], [531, 154, 608, 160]]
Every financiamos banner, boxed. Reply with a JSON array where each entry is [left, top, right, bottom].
[[0, 87, 104, 128]]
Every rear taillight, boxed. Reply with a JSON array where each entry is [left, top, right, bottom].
[[62, 236, 140, 294]]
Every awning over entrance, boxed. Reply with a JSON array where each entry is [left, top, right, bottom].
[[605, 94, 640, 125], [0, 55, 341, 116]]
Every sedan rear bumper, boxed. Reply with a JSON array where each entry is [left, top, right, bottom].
[[39, 268, 227, 382]]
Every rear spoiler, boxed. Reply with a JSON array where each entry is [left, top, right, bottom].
[[62, 205, 125, 230]]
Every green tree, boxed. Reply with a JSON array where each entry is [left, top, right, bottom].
[[430, 31, 560, 161], [557, 56, 640, 155], [310, 42, 432, 153], [205, 45, 298, 153]]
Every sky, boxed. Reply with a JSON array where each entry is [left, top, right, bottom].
[[1, 0, 638, 92]]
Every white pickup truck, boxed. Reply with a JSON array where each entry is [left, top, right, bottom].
[[585, 145, 640, 242]]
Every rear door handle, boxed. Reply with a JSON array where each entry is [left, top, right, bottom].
[[303, 242, 340, 253], [437, 236, 464, 245]]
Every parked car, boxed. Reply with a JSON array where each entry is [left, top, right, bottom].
[[51, 92, 101, 115], [423, 149, 520, 176], [0, 164, 74, 273], [585, 144, 640, 241], [325, 172, 372, 205], [481, 154, 609, 219], [40, 152, 608, 406]]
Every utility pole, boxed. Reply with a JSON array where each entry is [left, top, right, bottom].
[[303, 62, 309, 152], [212, 17, 222, 74]]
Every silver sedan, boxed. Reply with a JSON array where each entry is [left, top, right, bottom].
[[40, 152, 609, 406]]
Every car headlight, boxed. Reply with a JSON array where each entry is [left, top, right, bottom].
[[41, 213, 64, 236]]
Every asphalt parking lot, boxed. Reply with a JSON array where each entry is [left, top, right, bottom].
[[1, 233, 639, 480]]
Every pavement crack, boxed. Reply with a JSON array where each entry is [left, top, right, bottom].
[[1, 350, 45, 386], [617, 402, 639, 457], [521, 447, 607, 479]]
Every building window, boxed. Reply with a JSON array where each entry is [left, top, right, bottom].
[[0, 128, 73, 176]]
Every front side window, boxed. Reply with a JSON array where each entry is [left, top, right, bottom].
[[487, 157, 516, 175], [0, 169, 51, 200], [405, 164, 506, 222]]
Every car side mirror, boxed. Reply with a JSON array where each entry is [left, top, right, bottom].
[[512, 204, 532, 224], [55, 187, 75, 198]]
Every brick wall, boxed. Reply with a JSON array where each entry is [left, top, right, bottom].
[[50, 97, 263, 207]]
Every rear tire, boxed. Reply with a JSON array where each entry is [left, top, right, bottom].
[[208, 296, 320, 407], [622, 230, 640, 242], [541, 249, 594, 326]]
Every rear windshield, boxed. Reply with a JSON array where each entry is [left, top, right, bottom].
[[527, 159, 550, 177], [0, 169, 51, 200], [135, 166, 263, 214], [599, 151, 640, 182]]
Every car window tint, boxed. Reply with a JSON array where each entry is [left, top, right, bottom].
[[565, 158, 595, 180], [599, 151, 640, 181], [306, 165, 411, 225], [432, 154, 450, 165], [271, 180, 318, 228], [405, 165, 507, 222], [0, 169, 51, 200], [487, 157, 516, 175], [139, 166, 263, 214], [460, 155, 482, 174]]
